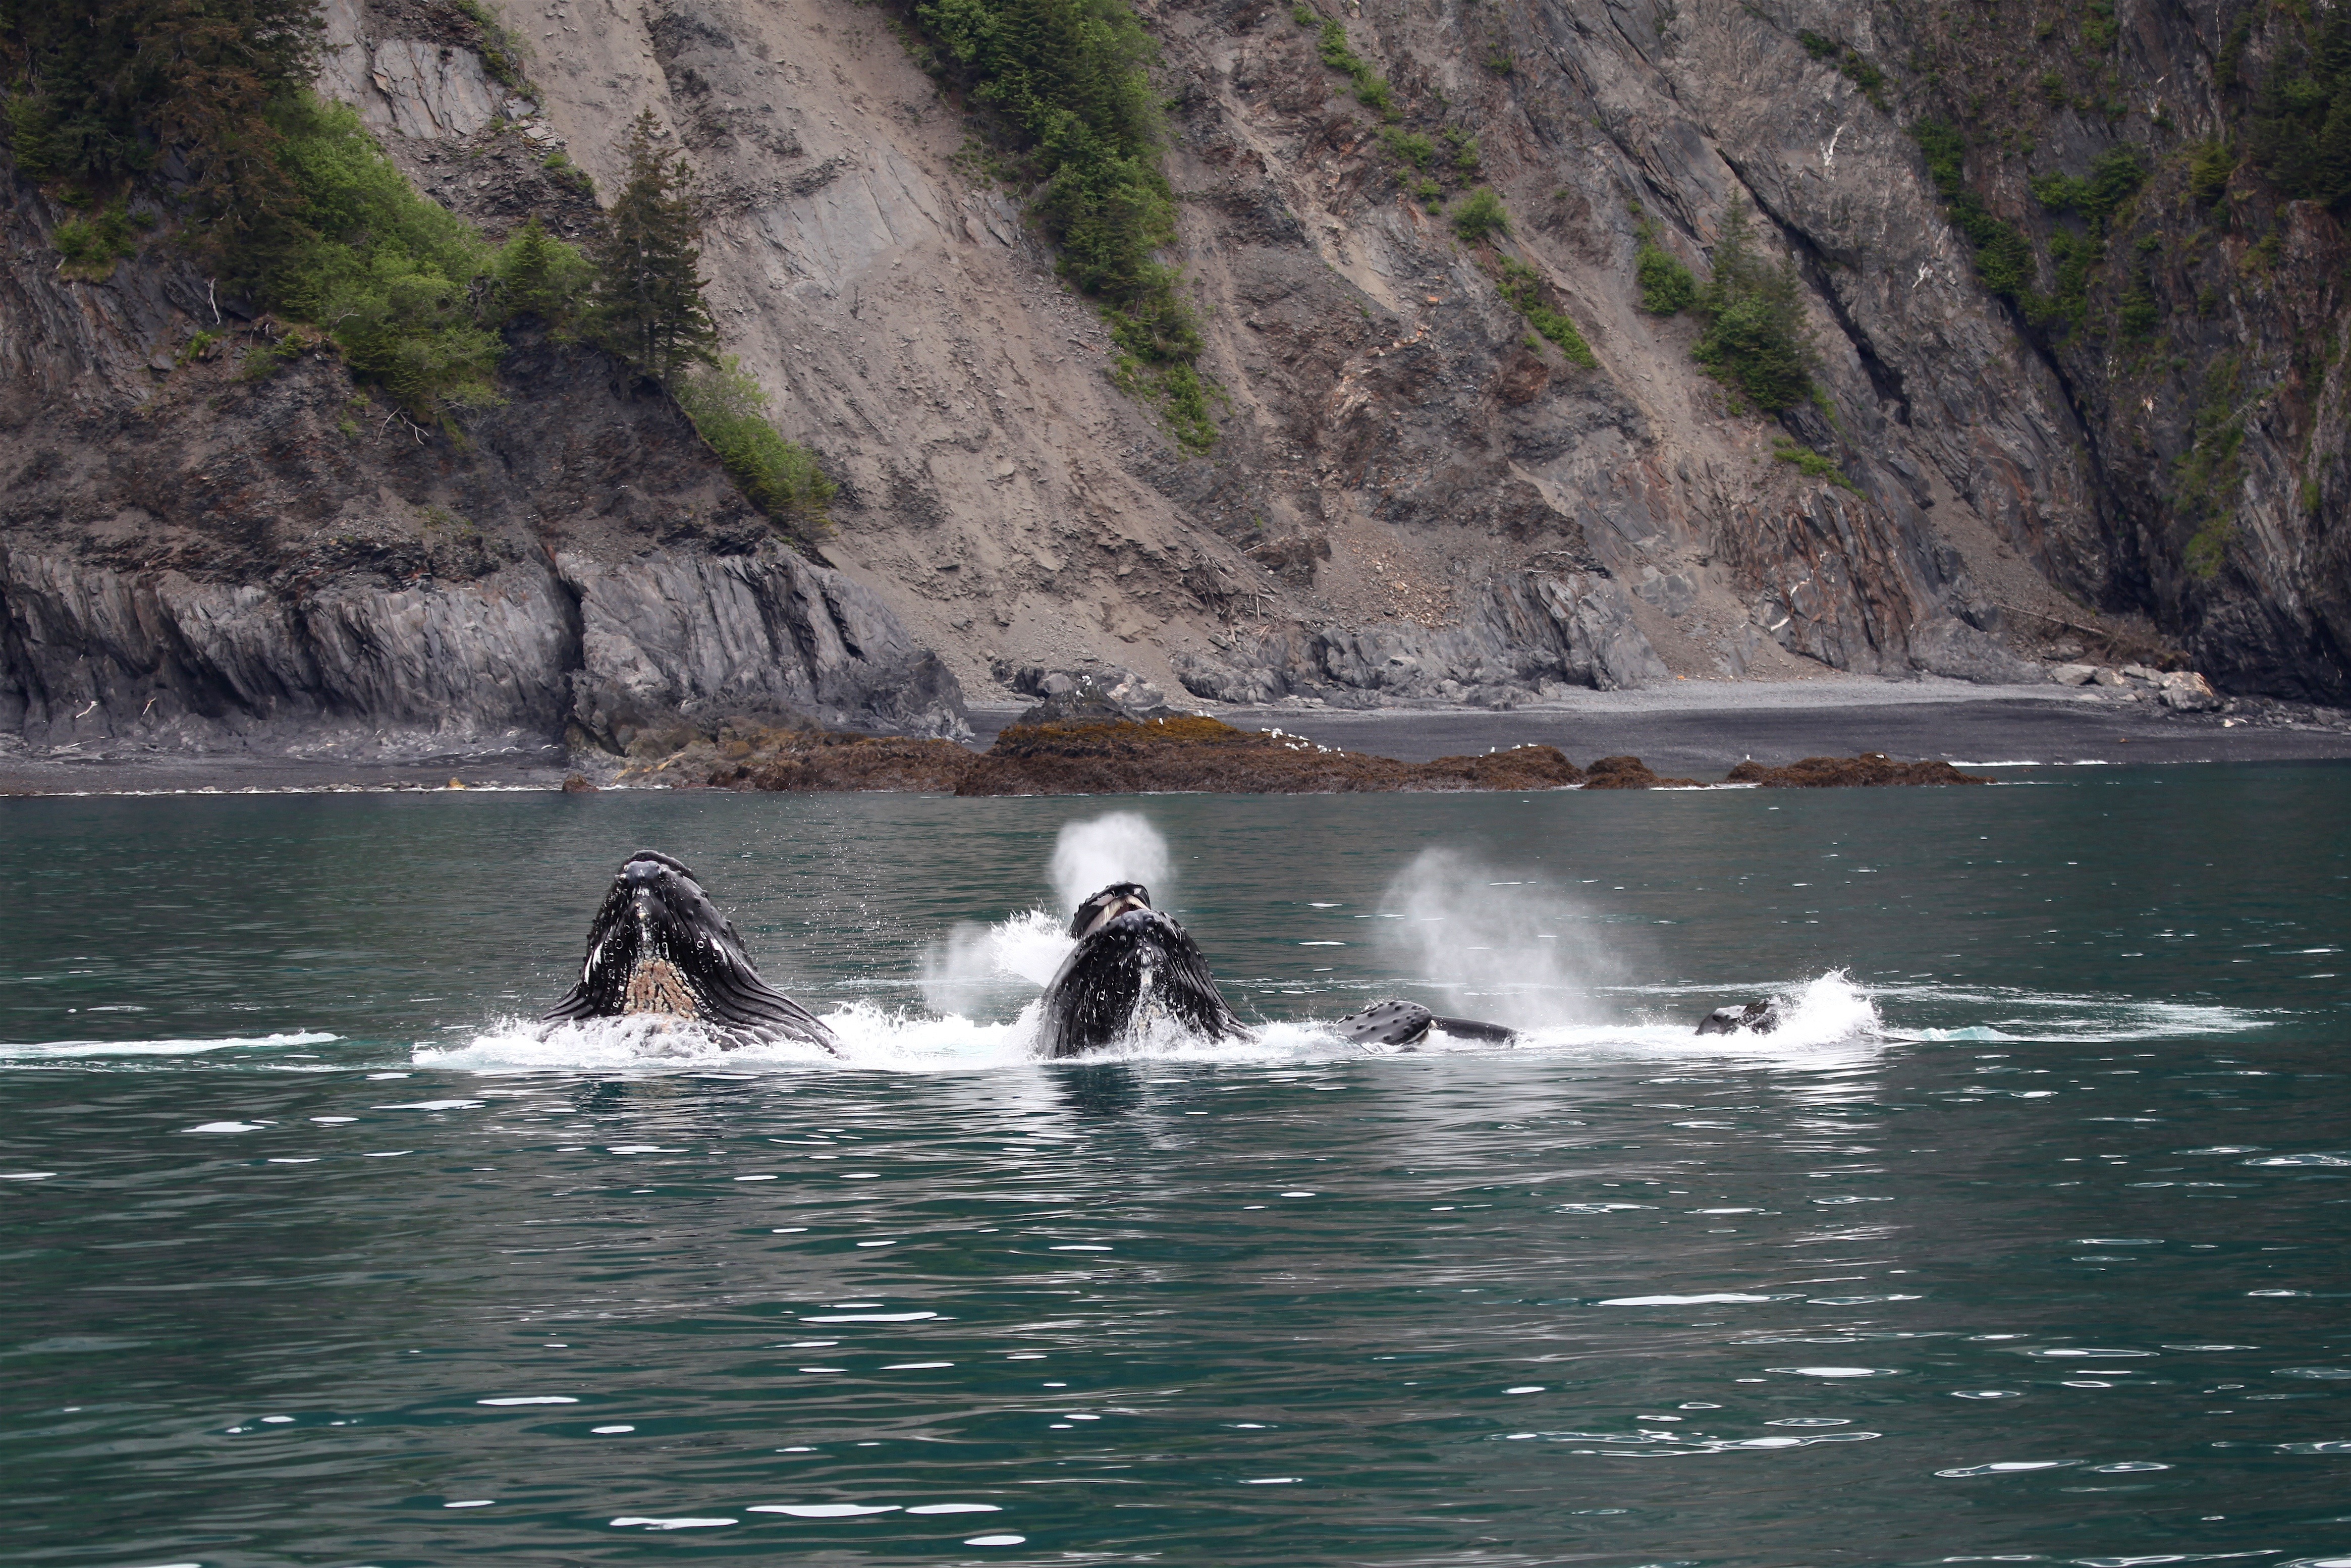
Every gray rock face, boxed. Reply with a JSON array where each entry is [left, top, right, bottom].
[[0, 169, 964, 759], [1172, 570, 1669, 708], [9, 0, 2344, 744], [0, 546, 967, 759]]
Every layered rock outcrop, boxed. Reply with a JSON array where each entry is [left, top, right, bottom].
[[3, 0, 2340, 763]]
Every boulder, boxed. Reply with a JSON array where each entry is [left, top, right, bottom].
[[2047, 663, 2097, 686], [1006, 667, 1179, 725], [2092, 667, 2128, 686], [2158, 671, 2223, 712], [1581, 755, 1703, 789], [2119, 663, 2164, 682]]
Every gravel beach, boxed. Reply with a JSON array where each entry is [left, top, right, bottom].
[[3, 676, 2346, 795]]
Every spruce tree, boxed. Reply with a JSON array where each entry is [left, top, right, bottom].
[[591, 110, 716, 383], [1691, 196, 1817, 412]]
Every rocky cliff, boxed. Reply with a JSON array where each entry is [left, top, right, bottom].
[[2, 0, 2341, 762]]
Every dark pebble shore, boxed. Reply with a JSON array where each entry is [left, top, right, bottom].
[[2, 685, 2346, 796]]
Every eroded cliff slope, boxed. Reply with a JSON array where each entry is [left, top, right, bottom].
[[2, 0, 2341, 761]]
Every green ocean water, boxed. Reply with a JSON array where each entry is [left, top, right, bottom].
[[2, 765, 2347, 1566]]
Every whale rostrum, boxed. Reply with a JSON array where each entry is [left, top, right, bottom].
[[542, 851, 840, 1052]]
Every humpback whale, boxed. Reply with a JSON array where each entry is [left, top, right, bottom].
[[1036, 883, 1250, 1058], [1695, 1000, 1782, 1036], [1037, 884, 1518, 1057], [543, 851, 840, 1053]]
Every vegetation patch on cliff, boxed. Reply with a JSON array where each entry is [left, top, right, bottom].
[[907, 0, 1216, 451], [1692, 197, 1816, 413]]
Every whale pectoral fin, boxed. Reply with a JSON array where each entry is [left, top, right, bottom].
[[1429, 1014, 1517, 1044], [1334, 999, 1436, 1048]]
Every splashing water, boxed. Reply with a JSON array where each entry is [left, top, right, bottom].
[[420, 970, 1887, 1075], [1050, 811, 1171, 914], [1374, 848, 1615, 1028], [917, 908, 1072, 1019]]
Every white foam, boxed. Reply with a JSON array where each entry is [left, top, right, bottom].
[[416, 968, 1900, 1076], [1, 1031, 338, 1060], [918, 908, 1072, 1016]]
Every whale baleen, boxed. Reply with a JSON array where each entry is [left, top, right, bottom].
[[543, 851, 841, 1052]]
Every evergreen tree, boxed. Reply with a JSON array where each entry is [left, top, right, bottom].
[[2, 0, 321, 261], [493, 215, 593, 330], [591, 110, 716, 383], [1692, 196, 1817, 412]]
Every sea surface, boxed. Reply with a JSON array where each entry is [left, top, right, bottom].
[[3, 765, 2348, 1567]]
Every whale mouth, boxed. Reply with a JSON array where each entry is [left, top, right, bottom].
[[1071, 882, 1155, 940], [542, 851, 839, 1052]]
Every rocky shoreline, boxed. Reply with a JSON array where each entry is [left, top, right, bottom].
[[595, 684, 1996, 794]]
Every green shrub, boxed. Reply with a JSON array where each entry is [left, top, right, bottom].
[[2029, 145, 2146, 233], [1315, 20, 1392, 114], [1691, 196, 1815, 411], [2243, 15, 2351, 209], [674, 358, 837, 530], [2176, 357, 2246, 579], [240, 94, 508, 415], [452, 0, 531, 93], [1495, 256, 1596, 367], [492, 217, 595, 330], [1443, 127, 1480, 174], [1380, 128, 1435, 169], [1797, 29, 1886, 109], [542, 148, 596, 197], [1915, 119, 2036, 302], [1633, 217, 1696, 315], [2188, 140, 2237, 207], [175, 327, 225, 366], [1772, 440, 1857, 491], [1451, 186, 1508, 243], [51, 199, 151, 278]]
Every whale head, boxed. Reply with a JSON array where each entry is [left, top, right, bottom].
[[1038, 882, 1246, 1057], [542, 851, 838, 1051], [1069, 881, 1155, 939]]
